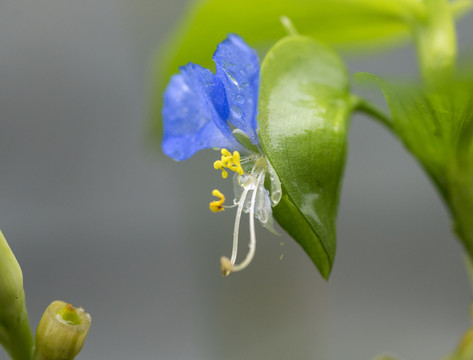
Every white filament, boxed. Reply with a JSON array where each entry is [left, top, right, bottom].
[[232, 170, 264, 272], [230, 188, 249, 264]]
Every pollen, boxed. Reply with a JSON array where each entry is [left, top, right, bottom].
[[213, 148, 244, 179], [209, 189, 225, 212]]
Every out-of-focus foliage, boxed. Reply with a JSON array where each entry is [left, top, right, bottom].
[[359, 73, 473, 264], [258, 36, 352, 278], [442, 316, 473, 360], [413, 0, 457, 83], [150, 0, 471, 139]]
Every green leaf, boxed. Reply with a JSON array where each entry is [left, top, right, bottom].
[[359, 73, 473, 264], [257, 36, 352, 279]]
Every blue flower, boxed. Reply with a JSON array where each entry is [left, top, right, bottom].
[[162, 35, 281, 276], [162, 34, 260, 161]]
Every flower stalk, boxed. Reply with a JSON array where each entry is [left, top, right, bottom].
[[0, 230, 33, 360], [414, 0, 457, 85]]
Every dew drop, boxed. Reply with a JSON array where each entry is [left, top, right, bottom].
[[230, 105, 243, 119], [235, 94, 244, 104]]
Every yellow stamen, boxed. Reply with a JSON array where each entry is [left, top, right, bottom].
[[213, 148, 244, 179], [209, 189, 225, 212]]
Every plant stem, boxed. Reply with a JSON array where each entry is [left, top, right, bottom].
[[415, 0, 457, 85], [0, 231, 33, 360], [351, 95, 394, 132], [0, 304, 34, 360]]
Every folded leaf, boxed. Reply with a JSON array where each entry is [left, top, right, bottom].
[[359, 73, 473, 262], [258, 36, 352, 278]]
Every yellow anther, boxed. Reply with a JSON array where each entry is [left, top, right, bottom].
[[232, 151, 244, 175], [221, 149, 232, 157], [213, 160, 229, 179], [220, 256, 234, 276], [213, 148, 244, 178], [209, 189, 225, 212]]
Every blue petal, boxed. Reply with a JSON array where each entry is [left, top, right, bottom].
[[213, 34, 260, 145], [162, 63, 242, 161]]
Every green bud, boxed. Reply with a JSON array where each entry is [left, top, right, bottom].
[[0, 230, 33, 360], [33, 301, 91, 360]]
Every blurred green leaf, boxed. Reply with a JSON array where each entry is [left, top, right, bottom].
[[258, 36, 352, 279], [150, 0, 421, 141], [358, 73, 473, 262], [371, 355, 400, 360], [441, 325, 473, 360], [150, 0, 471, 141], [411, 0, 473, 84], [413, 0, 457, 84]]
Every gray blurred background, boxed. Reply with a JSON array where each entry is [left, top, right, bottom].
[[0, 1, 472, 359]]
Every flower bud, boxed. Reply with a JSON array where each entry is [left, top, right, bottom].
[[33, 301, 91, 360]]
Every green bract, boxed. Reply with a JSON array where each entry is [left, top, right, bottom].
[[258, 36, 352, 278], [360, 73, 473, 264]]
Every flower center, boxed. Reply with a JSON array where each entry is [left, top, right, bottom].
[[209, 148, 280, 276], [213, 149, 244, 179]]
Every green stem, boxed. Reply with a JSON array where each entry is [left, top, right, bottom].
[[0, 301, 34, 360], [415, 0, 457, 85], [351, 95, 394, 132], [280, 16, 299, 36], [0, 231, 33, 360]]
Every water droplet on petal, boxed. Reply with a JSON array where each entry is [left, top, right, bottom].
[[230, 105, 243, 120], [235, 94, 244, 104]]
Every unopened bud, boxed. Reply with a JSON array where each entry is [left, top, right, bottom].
[[33, 300, 91, 360]]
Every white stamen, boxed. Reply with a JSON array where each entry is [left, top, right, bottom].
[[232, 170, 264, 272], [230, 188, 249, 264], [219, 152, 281, 276]]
